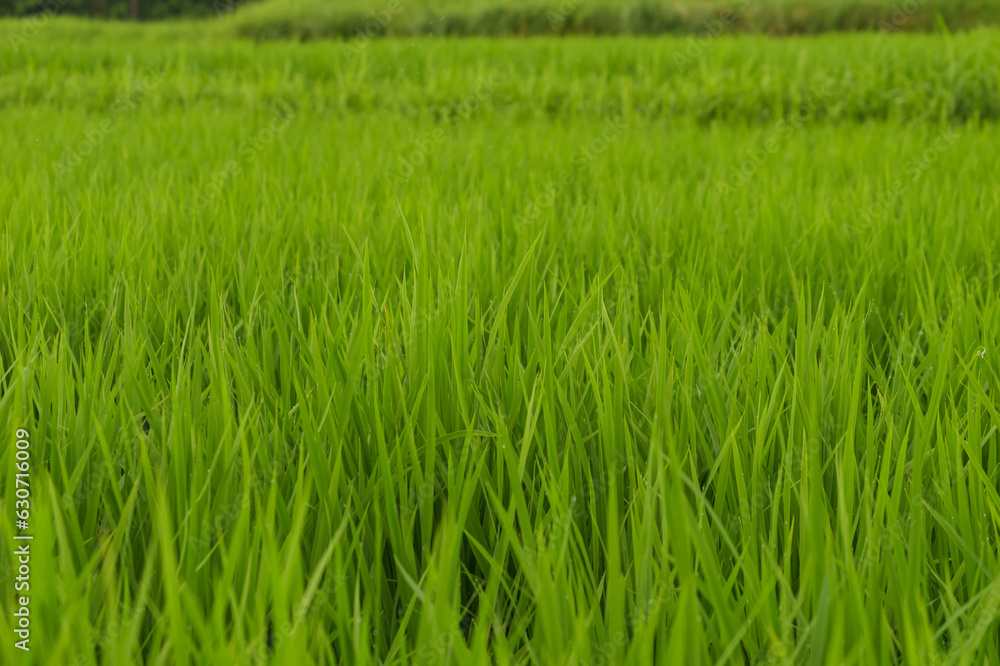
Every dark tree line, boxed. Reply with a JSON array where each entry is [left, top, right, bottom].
[[0, 0, 240, 19]]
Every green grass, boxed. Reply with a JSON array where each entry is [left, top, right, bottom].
[[1, 26, 1000, 666], [227, 0, 1000, 40], [3, 32, 1000, 122], [5, 0, 1000, 36]]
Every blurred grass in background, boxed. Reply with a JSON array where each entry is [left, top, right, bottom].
[[4, 0, 1000, 36], [230, 0, 1000, 40]]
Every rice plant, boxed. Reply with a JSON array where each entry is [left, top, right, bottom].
[[0, 26, 999, 666]]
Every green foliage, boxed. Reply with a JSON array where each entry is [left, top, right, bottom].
[[0, 0, 232, 19], [4, 0, 1000, 33], [1, 27, 1000, 666], [230, 0, 1000, 40], [2, 31, 1000, 123]]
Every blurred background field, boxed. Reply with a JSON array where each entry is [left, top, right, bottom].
[[3, 0, 1000, 36], [228, 0, 1000, 41], [2, 32, 1000, 121]]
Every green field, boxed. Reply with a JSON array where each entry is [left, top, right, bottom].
[[1, 22, 1000, 666], [226, 0, 1000, 39], [7, 0, 1000, 37]]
